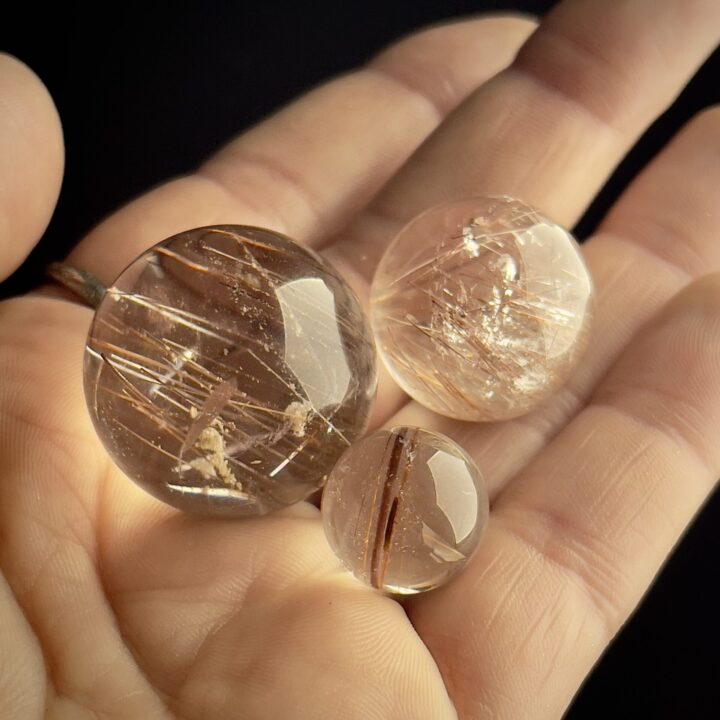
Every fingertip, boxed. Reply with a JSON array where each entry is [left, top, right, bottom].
[[0, 54, 64, 280]]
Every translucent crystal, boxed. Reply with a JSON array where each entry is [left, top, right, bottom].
[[321, 426, 488, 594], [84, 225, 377, 516], [370, 197, 593, 421]]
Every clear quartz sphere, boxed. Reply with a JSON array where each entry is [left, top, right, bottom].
[[370, 196, 594, 421], [84, 225, 377, 516], [321, 426, 488, 594]]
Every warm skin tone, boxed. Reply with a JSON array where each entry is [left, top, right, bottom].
[[1, 1, 719, 717]]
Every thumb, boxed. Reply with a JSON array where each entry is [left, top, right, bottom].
[[0, 53, 63, 281]]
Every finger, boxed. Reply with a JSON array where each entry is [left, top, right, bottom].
[[390, 105, 720, 496], [0, 574, 45, 718], [67, 15, 536, 283], [328, 0, 720, 281], [410, 273, 720, 719], [0, 54, 63, 281]]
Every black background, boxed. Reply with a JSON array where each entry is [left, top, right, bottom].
[[2, 2, 718, 717]]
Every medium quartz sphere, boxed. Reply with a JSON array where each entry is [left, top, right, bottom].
[[321, 426, 488, 594], [370, 197, 594, 421], [84, 225, 377, 516]]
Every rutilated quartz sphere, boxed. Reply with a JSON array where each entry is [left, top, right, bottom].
[[321, 426, 488, 594], [84, 225, 377, 516], [370, 197, 594, 421]]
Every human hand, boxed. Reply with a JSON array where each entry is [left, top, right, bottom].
[[1, 2, 719, 718]]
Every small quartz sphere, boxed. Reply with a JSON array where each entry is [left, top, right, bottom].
[[321, 426, 488, 594], [84, 225, 377, 516], [370, 196, 594, 421]]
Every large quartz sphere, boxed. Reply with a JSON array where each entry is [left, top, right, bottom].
[[370, 197, 593, 421], [322, 426, 488, 594], [84, 225, 377, 516]]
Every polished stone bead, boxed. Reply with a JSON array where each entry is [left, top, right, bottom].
[[321, 426, 488, 594], [370, 197, 594, 421], [84, 225, 377, 516]]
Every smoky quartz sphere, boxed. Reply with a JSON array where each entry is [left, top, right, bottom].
[[370, 197, 594, 421], [84, 225, 377, 516], [321, 426, 488, 594]]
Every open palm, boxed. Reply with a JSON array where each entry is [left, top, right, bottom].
[[2, 3, 719, 718]]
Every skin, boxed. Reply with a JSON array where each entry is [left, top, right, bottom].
[[0, 1, 719, 717]]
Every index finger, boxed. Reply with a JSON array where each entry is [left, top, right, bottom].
[[65, 16, 535, 284]]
